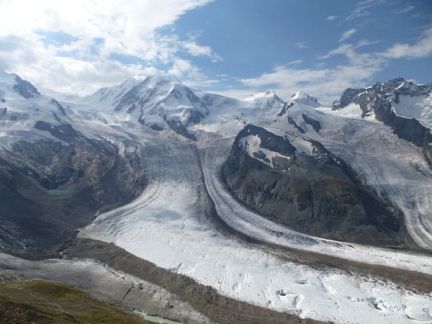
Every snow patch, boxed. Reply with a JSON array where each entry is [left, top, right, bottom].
[[394, 93, 432, 128], [239, 134, 291, 167]]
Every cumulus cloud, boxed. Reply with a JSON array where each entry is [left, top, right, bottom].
[[0, 0, 215, 94], [182, 40, 221, 62]]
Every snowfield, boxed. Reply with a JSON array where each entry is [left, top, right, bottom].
[[394, 93, 432, 128]]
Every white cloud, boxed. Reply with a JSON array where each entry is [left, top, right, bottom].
[[0, 0, 215, 94], [233, 23, 432, 105], [236, 41, 385, 105], [167, 58, 218, 87], [169, 58, 202, 79], [183, 42, 213, 57], [381, 27, 432, 59], [222, 22, 432, 106], [339, 28, 357, 43], [239, 64, 380, 105], [326, 15, 338, 21], [182, 40, 222, 62]]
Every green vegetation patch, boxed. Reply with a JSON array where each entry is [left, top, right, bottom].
[[0, 279, 153, 324]]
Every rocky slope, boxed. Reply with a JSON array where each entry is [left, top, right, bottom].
[[222, 124, 409, 247], [0, 71, 146, 257], [222, 80, 432, 250], [333, 78, 432, 165]]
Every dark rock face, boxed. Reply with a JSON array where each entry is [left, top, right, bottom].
[[48, 99, 68, 116], [302, 114, 321, 133], [0, 121, 146, 257], [332, 88, 365, 112], [13, 76, 40, 99], [165, 119, 198, 141], [333, 78, 432, 165], [222, 124, 411, 248], [287, 116, 305, 133], [277, 102, 293, 117]]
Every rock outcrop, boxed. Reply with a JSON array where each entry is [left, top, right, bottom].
[[222, 124, 410, 247]]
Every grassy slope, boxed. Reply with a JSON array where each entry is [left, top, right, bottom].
[[0, 279, 152, 324]]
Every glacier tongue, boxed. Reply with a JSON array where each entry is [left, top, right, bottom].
[[81, 129, 432, 324]]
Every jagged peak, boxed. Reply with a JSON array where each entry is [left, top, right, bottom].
[[0, 70, 40, 99], [91, 74, 181, 98], [289, 90, 320, 107], [290, 90, 308, 100], [334, 77, 432, 110]]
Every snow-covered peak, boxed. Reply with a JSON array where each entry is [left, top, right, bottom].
[[80, 75, 185, 112], [74, 74, 209, 131], [80, 77, 141, 110], [0, 71, 72, 141], [332, 78, 432, 127], [0, 70, 40, 99], [291, 90, 307, 100], [289, 90, 320, 107], [114, 75, 201, 112], [243, 91, 278, 102], [242, 91, 286, 113], [142, 74, 180, 88]]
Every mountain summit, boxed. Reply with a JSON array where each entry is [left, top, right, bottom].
[[289, 90, 320, 107]]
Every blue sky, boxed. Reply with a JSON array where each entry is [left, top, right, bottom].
[[0, 0, 431, 103]]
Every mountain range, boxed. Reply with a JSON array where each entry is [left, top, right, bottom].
[[1, 69, 432, 323]]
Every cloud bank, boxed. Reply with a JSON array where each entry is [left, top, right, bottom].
[[0, 0, 215, 94]]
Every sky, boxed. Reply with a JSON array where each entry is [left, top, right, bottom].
[[0, 0, 431, 104]]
